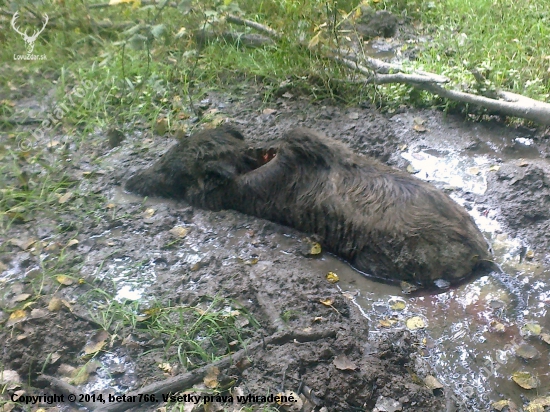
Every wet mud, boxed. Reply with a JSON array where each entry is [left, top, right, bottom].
[[1, 90, 550, 412]]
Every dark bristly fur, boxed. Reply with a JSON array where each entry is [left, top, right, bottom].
[[126, 125, 491, 286]]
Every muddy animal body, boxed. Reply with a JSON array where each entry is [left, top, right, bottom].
[[126, 125, 490, 286]]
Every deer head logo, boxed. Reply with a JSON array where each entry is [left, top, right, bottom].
[[11, 12, 49, 55]]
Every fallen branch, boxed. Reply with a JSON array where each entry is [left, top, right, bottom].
[[226, 14, 550, 126], [94, 329, 337, 412]]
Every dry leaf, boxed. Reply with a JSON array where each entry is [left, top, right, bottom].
[[154, 118, 169, 135], [489, 165, 501, 172], [521, 323, 541, 338], [29, 308, 48, 319], [333, 354, 357, 371], [512, 371, 538, 389], [169, 226, 189, 238], [56, 275, 74, 286], [308, 32, 321, 49], [204, 367, 219, 388], [83, 340, 106, 356], [0, 370, 21, 385], [413, 123, 427, 132], [525, 397, 550, 412], [143, 208, 155, 218], [309, 242, 322, 255], [13, 293, 31, 303], [70, 366, 90, 385], [406, 316, 426, 330], [540, 333, 550, 345], [390, 299, 406, 311], [6, 310, 27, 327], [379, 318, 397, 328], [515, 343, 540, 360], [158, 363, 173, 374], [58, 192, 73, 204], [262, 108, 277, 115], [319, 298, 334, 306], [325, 272, 339, 284], [66, 239, 79, 248]]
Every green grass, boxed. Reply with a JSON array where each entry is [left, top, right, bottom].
[[381, 0, 550, 102], [83, 290, 258, 368]]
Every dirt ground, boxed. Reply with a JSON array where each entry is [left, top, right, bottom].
[[1, 89, 550, 412]]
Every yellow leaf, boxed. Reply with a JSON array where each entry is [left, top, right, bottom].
[[489, 165, 500, 172], [143, 208, 155, 218], [319, 298, 334, 306], [6, 310, 28, 326], [406, 316, 426, 330], [521, 323, 541, 337], [158, 363, 172, 373], [58, 192, 73, 204], [48, 297, 63, 312], [325, 272, 339, 284], [169, 226, 189, 238], [512, 371, 538, 389], [308, 32, 321, 49], [390, 300, 406, 311], [379, 318, 397, 328], [204, 367, 219, 388], [309, 242, 322, 255], [56, 275, 74, 285], [66, 239, 79, 247]]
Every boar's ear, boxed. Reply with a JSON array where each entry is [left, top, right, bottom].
[[204, 160, 237, 181]]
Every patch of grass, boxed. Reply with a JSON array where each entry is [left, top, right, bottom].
[[380, 0, 550, 103], [83, 290, 258, 369]]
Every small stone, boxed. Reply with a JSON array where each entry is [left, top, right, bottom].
[[373, 396, 402, 412]]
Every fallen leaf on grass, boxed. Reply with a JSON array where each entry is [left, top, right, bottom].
[[333, 354, 357, 371], [58, 192, 73, 204]]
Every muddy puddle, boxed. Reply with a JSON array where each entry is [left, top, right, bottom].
[[96, 134, 549, 410], [2, 91, 550, 411]]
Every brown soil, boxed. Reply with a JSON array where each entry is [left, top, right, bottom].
[[1, 89, 549, 412]]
